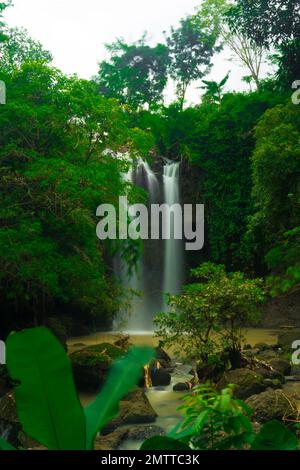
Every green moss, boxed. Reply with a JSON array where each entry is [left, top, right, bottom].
[[71, 343, 125, 367]]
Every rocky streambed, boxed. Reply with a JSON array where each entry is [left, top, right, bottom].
[[1, 328, 300, 450]]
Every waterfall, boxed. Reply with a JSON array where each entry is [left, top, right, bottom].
[[114, 159, 184, 332], [163, 162, 184, 303], [115, 159, 161, 332]]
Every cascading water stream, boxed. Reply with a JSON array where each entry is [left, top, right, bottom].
[[115, 159, 161, 332], [163, 162, 184, 303], [115, 159, 184, 331]]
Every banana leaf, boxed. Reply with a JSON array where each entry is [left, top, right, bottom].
[[84, 346, 153, 449], [6, 327, 86, 450]]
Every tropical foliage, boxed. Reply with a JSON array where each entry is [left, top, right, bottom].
[[155, 263, 264, 361], [0, 327, 153, 450]]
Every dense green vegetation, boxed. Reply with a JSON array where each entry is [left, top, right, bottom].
[[0, 327, 153, 450], [155, 263, 264, 363], [142, 384, 299, 450], [0, 0, 299, 338]]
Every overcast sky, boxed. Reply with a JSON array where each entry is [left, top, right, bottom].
[[4, 0, 272, 104]]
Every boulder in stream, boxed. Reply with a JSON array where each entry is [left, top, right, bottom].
[[173, 382, 190, 392], [150, 367, 171, 387], [102, 388, 157, 433], [155, 347, 172, 366], [94, 429, 129, 451], [254, 343, 270, 352], [217, 368, 267, 400], [126, 425, 164, 441], [70, 342, 125, 391], [268, 358, 291, 376]]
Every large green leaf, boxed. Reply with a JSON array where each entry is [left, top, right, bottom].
[[84, 346, 153, 449], [0, 437, 16, 450], [140, 436, 190, 450], [6, 327, 86, 450], [251, 420, 299, 451]]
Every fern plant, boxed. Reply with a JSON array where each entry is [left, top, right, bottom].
[[141, 384, 300, 451]]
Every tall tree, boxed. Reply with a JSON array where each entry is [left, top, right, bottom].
[[166, 13, 220, 109], [0, 62, 148, 332], [98, 38, 169, 110], [274, 39, 300, 90], [226, 0, 300, 88], [0, 27, 53, 71], [247, 103, 300, 295], [227, 0, 300, 48], [198, 0, 265, 90]]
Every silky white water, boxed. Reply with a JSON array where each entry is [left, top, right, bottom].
[[115, 160, 184, 331], [163, 162, 184, 305]]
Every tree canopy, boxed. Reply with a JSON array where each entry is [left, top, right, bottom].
[[98, 38, 169, 110], [166, 13, 220, 108]]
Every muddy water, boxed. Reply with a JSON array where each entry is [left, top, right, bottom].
[[68, 328, 280, 353]]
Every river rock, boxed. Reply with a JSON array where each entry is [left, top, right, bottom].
[[155, 347, 172, 366], [254, 343, 270, 352], [70, 343, 125, 391], [217, 368, 267, 400], [126, 425, 164, 441], [254, 366, 284, 383], [103, 388, 157, 433], [256, 349, 279, 360], [0, 393, 20, 447], [277, 331, 300, 353], [268, 358, 291, 376], [151, 368, 171, 387], [173, 382, 190, 392], [263, 378, 282, 390], [94, 429, 129, 450], [246, 389, 299, 423]]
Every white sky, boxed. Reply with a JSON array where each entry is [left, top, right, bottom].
[[4, 0, 272, 104]]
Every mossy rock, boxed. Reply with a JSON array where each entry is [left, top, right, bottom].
[[254, 366, 284, 383], [269, 358, 291, 376], [102, 388, 157, 433], [254, 343, 270, 352], [155, 347, 171, 366], [217, 368, 267, 400], [246, 389, 299, 423], [70, 343, 125, 391]]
